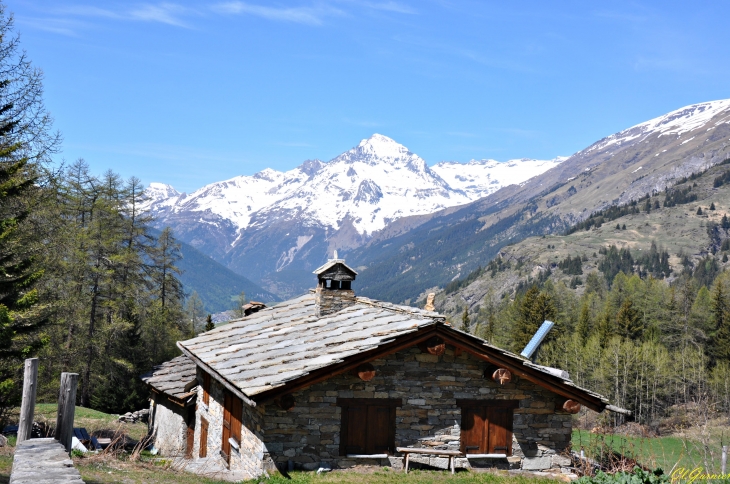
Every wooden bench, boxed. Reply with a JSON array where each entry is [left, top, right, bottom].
[[396, 447, 462, 474]]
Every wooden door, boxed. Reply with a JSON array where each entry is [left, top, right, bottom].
[[460, 406, 487, 454], [199, 417, 208, 458], [185, 410, 195, 459], [487, 407, 513, 455], [344, 405, 367, 454], [366, 406, 391, 454], [221, 391, 232, 463]]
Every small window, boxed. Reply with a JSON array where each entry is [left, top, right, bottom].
[[457, 400, 518, 455], [202, 372, 210, 405], [337, 398, 401, 456]]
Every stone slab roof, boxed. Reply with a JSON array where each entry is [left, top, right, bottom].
[[141, 355, 197, 401], [177, 293, 610, 410], [178, 294, 442, 397]]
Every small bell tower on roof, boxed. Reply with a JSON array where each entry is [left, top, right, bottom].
[[313, 250, 358, 290], [313, 251, 358, 316]]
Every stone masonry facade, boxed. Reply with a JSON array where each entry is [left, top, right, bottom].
[[190, 345, 574, 479], [262, 346, 573, 471], [148, 393, 187, 457], [193, 368, 276, 478]]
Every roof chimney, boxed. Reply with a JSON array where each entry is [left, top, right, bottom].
[[313, 252, 358, 317]]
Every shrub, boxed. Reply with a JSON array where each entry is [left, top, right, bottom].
[[577, 467, 669, 484]]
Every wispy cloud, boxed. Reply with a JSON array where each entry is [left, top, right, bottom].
[[129, 4, 194, 27], [16, 16, 83, 36], [356, 1, 416, 15], [211, 2, 343, 25], [54, 3, 196, 29]]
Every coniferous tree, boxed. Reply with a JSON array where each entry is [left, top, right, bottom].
[[616, 299, 642, 339], [461, 307, 470, 333], [205, 314, 215, 332], [576, 301, 591, 344], [0, 5, 60, 422]]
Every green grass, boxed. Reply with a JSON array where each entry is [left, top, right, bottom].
[[69, 460, 559, 484], [255, 470, 555, 484], [31, 403, 148, 441], [571, 430, 721, 474]]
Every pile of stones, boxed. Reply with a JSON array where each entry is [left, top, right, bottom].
[[117, 408, 149, 423]]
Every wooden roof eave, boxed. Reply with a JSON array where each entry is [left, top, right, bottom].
[[177, 341, 258, 408], [252, 323, 606, 413], [434, 328, 607, 413]]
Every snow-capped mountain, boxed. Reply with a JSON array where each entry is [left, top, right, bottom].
[[432, 157, 566, 199], [144, 135, 559, 237], [143, 134, 562, 296]]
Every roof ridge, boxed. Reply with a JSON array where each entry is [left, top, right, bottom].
[[354, 296, 446, 320]]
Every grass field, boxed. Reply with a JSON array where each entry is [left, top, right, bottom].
[[29, 403, 148, 441], [571, 430, 723, 473]]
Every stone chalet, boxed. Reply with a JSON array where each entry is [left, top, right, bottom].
[[142, 257, 622, 480]]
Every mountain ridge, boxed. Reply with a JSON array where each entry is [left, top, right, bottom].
[[143, 134, 563, 297]]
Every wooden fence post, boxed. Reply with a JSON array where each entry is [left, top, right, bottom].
[[54, 372, 78, 454], [17, 358, 39, 443], [722, 445, 727, 475]]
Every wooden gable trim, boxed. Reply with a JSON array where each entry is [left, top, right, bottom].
[[177, 342, 258, 408], [435, 328, 606, 412]]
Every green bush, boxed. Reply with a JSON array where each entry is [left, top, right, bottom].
[[577, 467, 668, 484]]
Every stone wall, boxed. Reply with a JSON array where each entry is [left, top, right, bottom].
[[149, 393, 187, 457], [193, 368, 273, 480], [188, 345, 575, 478], [258, 346, 573, 472]]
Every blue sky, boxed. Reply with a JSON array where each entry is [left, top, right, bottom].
[[8, 0, 730, 193]]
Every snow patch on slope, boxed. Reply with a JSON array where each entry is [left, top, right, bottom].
[[586, 99, 730, 154], [143, 134, 566, 237]]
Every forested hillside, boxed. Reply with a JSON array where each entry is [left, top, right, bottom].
[[437, 161, 730, 427], [149, 228, 280, 313], [0, 10, 204, 423]]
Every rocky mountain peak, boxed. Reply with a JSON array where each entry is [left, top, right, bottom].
[[335, 133, 417, 166]]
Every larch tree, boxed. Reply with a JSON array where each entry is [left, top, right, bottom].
[[0, 3, 59, 424]]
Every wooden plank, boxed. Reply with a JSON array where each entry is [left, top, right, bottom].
[[487, 407, 512, 456], [396, 447, 462, 456], [221, 391, 232, 465], [366, 405, 391, 454], [345, 405, 367, 455], [460, 406, 486, 454], [17, 358, 38, 443], [199, 417, 208, 458], [185, 410, 195, 459], [54, 373, 78, 455], [230, 394, 243, 445], [202, 372, 210, 405]]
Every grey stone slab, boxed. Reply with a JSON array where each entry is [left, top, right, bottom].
[[10, 438, 84, 484], [522, 456, 552, 470]]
